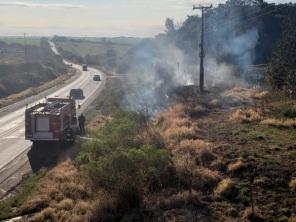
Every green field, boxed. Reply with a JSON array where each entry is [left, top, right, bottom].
[[0, 37, 40, 46], [55, 40, 134, 58]]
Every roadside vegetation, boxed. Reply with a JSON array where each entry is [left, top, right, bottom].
[[53, 36, 141, 73], [5, 81, 293, 221], [0, 170, 46, 220], [0, 37, 71, 105], [1, 0, 296, 221]]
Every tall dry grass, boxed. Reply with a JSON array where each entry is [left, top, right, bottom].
[[223, 86, 268, 104], [214, 178, 238, 200], [289, 178, 296, 192], [261, 118, 296, 128], [19, 160, 112, 222], [230, 108, 263, 123]]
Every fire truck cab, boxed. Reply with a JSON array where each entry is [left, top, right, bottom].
[[25, 97, 78, 143]]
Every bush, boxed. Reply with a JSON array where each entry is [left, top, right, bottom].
[[86, 147, 171, 193], [281, 107, 296, 119]]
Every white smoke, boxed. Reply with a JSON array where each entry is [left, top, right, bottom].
[[122, 2, 260, 112]]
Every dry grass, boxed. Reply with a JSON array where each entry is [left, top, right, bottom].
[[87, 114, 109, 136], [163, 126, 198, 148], [223, 86, 268, 103], [227, 159, 247, 175], [214, 178, 237, 199], [18, 160, 103, 221], [261, 118, 296, 128], [0, 71, 74, 108], [151, 190, 201, 210], [230, 108, 263, 123], [289, 178, 296, 192], [242, 207, 264, 221], [192, 167, 222, 191]]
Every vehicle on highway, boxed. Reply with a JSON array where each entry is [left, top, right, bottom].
[[82, 64, 88, 71], [70, 89, 84, 100], [25, 97, 78, 143], [93, 75, 101, 81]]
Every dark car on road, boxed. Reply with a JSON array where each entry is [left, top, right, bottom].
[[93, 75, 101, 81], [82, 64, 88, 71], [70, 89, 84, 100]]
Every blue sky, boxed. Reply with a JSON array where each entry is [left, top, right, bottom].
[[0, 0, 294, 37]]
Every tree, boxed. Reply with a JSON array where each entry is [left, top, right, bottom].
[[268, 7, 296, 96], [165, 18, 176, 34]]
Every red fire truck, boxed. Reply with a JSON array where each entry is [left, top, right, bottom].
[[25, 97, 78, 143]]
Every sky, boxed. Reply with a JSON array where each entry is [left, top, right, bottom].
[[0, 0, 294, 37]]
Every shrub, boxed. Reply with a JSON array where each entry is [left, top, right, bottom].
[[281, 107, 296, 118], [115, 183, 143, 212], [87, 147, 170, 190]]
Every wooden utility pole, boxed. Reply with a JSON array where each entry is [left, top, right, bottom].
[[24, 33, 27, 61], [193, 5, 212, 92]]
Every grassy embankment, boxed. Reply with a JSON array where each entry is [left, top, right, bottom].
[[1, 82, 295, 221], [0, 38, 73, 107]]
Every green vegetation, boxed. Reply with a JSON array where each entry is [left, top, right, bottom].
[[53, 36, 141, 72], [267, 8, 296, 96], [0, 170, 46, 220], [55, 41, 132, 58], [76, 109, 172, 211], [0, 37, 40, 46]]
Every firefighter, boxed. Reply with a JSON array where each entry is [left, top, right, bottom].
[[78, 114, 86, 134]]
